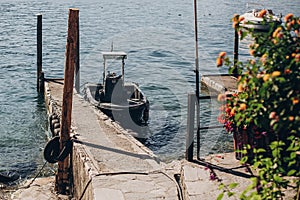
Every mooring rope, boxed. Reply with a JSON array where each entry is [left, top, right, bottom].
[[19, 161, 48, 189]]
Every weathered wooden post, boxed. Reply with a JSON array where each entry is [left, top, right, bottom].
[[186, 93, 196, 161], [233, 30, 239, 77], [37, 14, 42, 93], [56, 8, 79, 194], [75, 16, 80, 93]]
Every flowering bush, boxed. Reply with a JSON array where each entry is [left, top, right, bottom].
[[217, 13, 300, 199]]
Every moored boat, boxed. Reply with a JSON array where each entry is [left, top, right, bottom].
[[239, 6, 282, 31], [83, 51, 149, 125]]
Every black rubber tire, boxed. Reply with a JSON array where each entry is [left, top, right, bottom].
[[43, 136, 60, 163]]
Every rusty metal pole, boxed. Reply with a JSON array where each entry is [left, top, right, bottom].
[[37, 14, 42, 93], [56, 8, 79, 194]]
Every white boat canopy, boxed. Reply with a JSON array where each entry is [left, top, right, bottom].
[[102, 52, 127, 60]]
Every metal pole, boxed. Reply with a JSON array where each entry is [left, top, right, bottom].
[[233, 30, 239, 77], [37, 14, 42, 92], [186, 93, 196, 161], [193, 0, 201, 160]]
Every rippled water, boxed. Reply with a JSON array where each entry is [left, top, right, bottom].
[[0, 0, 299, 181]]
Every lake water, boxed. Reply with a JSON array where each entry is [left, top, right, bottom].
[[0, 0, 299, 182]]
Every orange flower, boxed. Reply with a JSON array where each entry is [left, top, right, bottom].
[[249, 49, 255, 56], [296, 54, 300, 63], [269, 112, 276, 119], [239, 103, 247, 111], [232, 21, 239, 29], [217, 93, 226, 101], [284, 69, 291, 74], [289, 116, 295, 121], [238, 16, 245, 22], [250, 59, 256, 65], [258, 10, 267, 18], [272, 71, 281, 77], [238, 83, 244, 92], [230, 108, 236, 116], [292, 98, 299, 105], [263, 74, 270, 82], [216, 57, 223, 67], [257, 73, 264, 79], [216, 52, 227, 67], [284, 13, 294, 22], [232, 14, 239, 22], [272, 27, 282, 38], [219, 52, 226, 58], [260, 54, 267, 64]]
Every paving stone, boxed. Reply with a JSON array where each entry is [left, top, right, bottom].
[[94, 188, 125, 200]]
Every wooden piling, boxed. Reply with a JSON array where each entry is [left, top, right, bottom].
[[75, 16, 80, 93], [37, 14, 42, 92], [56, 8, 79, 194]]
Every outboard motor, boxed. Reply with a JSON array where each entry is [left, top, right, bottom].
[[102, 73, 122, 102]]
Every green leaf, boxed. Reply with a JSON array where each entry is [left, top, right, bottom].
[[287, 169, 296, 176], [227, 192, 235, 197], [218, 183, 225, 190], [256, 148, 266, 153], [288, 160, 296, 167], [229, 182, 238, 189], [273, 174, 283, 183], [217, 193, 224, 200], [240, 156, 248, 164]]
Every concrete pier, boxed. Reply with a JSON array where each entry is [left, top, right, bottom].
[[9, 78, 257, 200], [44, 79, 180, 199], [201, 74, 238, 94]]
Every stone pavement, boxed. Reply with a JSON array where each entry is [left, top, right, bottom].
[[70, 94, 180, 199]]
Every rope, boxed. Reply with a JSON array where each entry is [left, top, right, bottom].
[[19, 161, 48, 189]]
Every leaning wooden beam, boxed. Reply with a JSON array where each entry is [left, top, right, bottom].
[[56, 8, 79, 194]]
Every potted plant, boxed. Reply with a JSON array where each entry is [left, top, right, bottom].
[[217, 13, 300, 199]]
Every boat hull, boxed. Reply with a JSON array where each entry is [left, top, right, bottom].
[[83, 83, 149, 125], [240, 20, 281, 31]]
